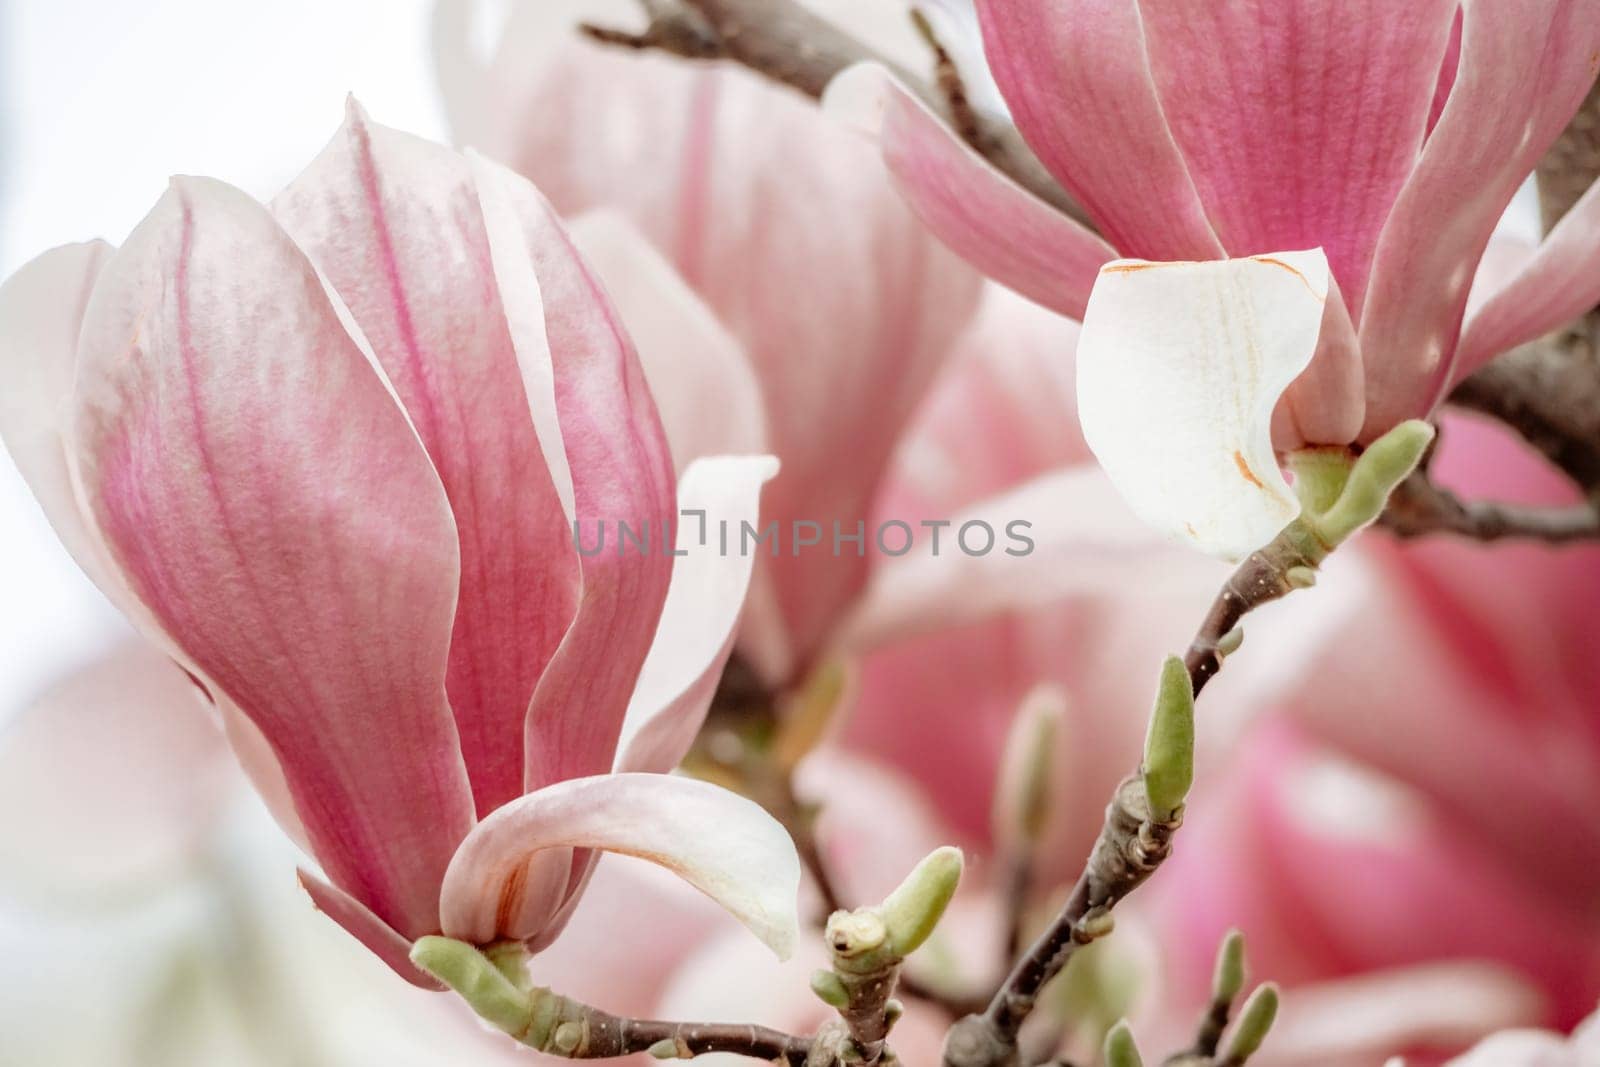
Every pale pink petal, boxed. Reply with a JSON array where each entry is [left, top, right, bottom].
[[826, 63, 1116, 320], [617, 455, 780, 774], [972, 0, 1223, 260], [0, 242, 117, 586], [0, 642, 235, 902], [484, 42, 981, 679], [878, 284, 1087, 520], [567, 211, 768, 469], [1268, 963, 1545, 1064], [1453, 176, 1600, 382], [1446, 1030, 1576, 1067], [71, 177, 475, 939], [439, 773, 801, 956], [838, 466, 1221, 652], [1358, 0, 1600, 435], [274, 101, 577, 818], [1428, 9, 1465, 135], [468, 154, 677, 791], [298, 870, 443, 990], [215, 693, 310, 854], [1137, 0, 1457, 314], [1283, 271, 1366, 446]]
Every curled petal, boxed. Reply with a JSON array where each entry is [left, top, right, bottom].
[[275, 101, 577, 818], [439, 773, 801, 958], [1359, 0, 1600, 434], [468, 154, 677, 791], [826, 63, 1115, 320], [71, 177, 474, 938], [568, 212, 768, 469], [973, 0, 1223, 260], [617, 455, 780, 774], [1076, 251, 1331, 560], [1453, 176, 1600, 382]]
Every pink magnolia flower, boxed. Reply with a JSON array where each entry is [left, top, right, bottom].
[[0, 103, 801, 986], [435, 7, 983, 684], [1151, 415, 1600, 1056], [832, 1, 1600, 556]]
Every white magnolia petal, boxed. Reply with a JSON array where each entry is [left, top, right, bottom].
[[1076, 250, 1331, 560], [617, 454, 780, 774], [439, 773, 801, 959]]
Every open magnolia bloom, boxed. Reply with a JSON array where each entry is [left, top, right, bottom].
[[829, 0, 1600, 558], [0, 102, 801, 987]]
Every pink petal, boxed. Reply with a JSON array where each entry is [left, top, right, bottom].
[[481, 42, 981, 680], [1453, 176, 1600, 383], [216, 692, 310, 854], [0, 642, 236, 902], [468, 154, 677, 790], [972, 0, 1223, 260], [826, 63, 1116, 320], [1136, 0, 1457, 313], [298, 869, 443, 990], [617, 455, 780, 774], [439, 773, 801, 956], [1282, 272, 1366, 446], [1358, 0, 1600, 436], [71, 177, 475, 939], [274, 101, 577, 818], [0, 242, 117, 587], [567, 211, 768, 469]]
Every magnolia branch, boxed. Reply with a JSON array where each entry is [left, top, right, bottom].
[[1381, 468, 1600, 542], [583, 0, 1082, 218]]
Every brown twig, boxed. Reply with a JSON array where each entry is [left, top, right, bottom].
[[1379, 468, 1600, 542], [585, 0, 1083, 219], [553, 1008, 812, 1063], [944, 780, 1178, 1067]]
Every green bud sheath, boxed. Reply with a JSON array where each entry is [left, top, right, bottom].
[[1142, 656, 1195, 822], [1223, 984, 1280, 1062], [1103, 1020, 1145, 1067], [1212, 929, 1246, 1005], [880, 846, 964, 958], [411, 937, 533, 1036]]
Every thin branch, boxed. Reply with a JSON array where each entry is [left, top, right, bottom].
[[586, 0, 1084, 219], [1380, 468, 1600, 543], [562, 1010, 812, 1063]]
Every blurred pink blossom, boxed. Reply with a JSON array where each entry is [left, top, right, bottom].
[[0, 103, 799, 985]]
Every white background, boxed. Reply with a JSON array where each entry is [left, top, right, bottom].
[[0, 0, 448, 722]]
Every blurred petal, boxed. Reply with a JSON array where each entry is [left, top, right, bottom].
[[973, 0, 1223, 260], [1454, 176, 1600, 381], [274, 101, 577, 818], [617, 455, 780, 774], [481, 42, 981, 677], [1076, 251, 1330, 560], [826, 63, 1115, 320], [1268, 963, 1546, 1064], [1136, 0, 1456, 312], [439, 773, 801, 957], [568, 211, 767, 469], [0, 642, 235, 903], [1359, 0, 1600, 434], [469, 154, 677, 790], [839, 466, 1211, 651], [0, 242, 114, 583], [71, 178, 474, 938]]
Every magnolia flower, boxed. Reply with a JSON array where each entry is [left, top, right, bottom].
[[0, 102, 801, 986], [831, 0, 1600, 557], [435, 3, 983, 684]]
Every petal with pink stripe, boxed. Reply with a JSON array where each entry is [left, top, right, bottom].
[[71, 178, 475, 939]]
